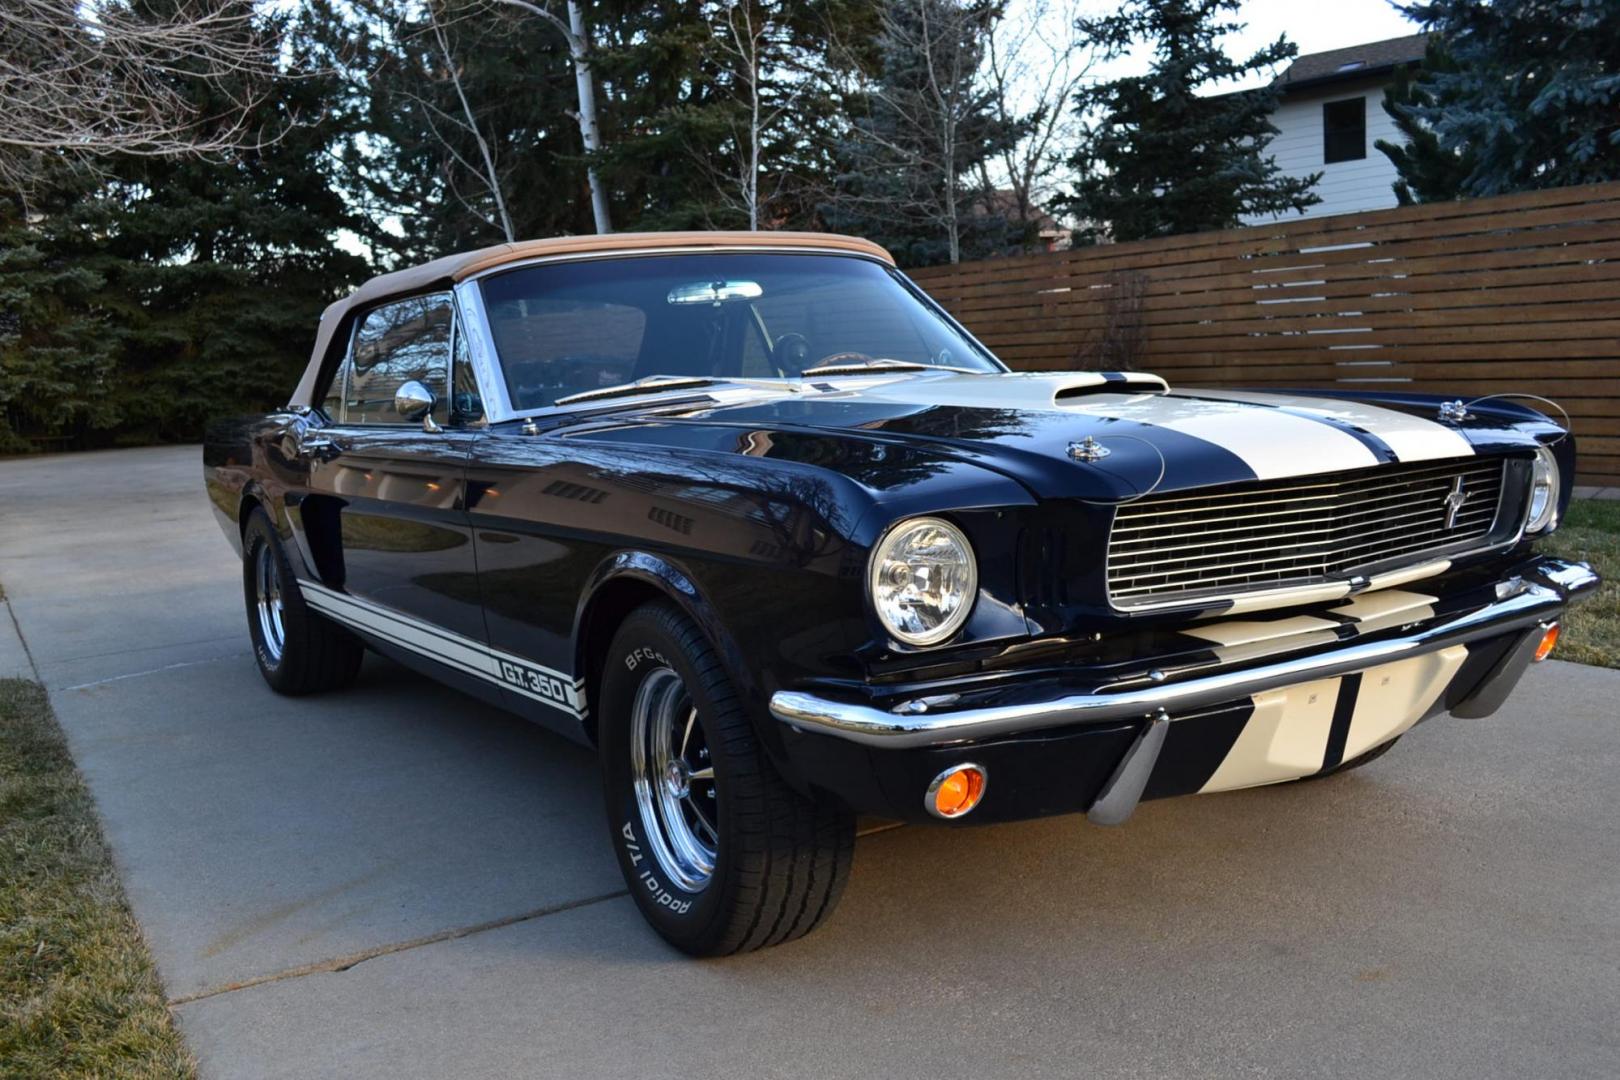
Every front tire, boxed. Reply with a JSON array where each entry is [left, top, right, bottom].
[[242, 508, 364, 695], [599, 601, 854, 955]]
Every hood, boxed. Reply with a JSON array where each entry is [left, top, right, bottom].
[[563, 371, 1548, 503]]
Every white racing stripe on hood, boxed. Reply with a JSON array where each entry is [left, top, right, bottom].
[[1061, 393, 1382, 478], [1189, 389, 1475, 462], [860, 372, 1383, 480], [858, 371, 1167, 410]]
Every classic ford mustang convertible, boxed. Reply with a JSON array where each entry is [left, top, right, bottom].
[[204, 231, 1598, 954]]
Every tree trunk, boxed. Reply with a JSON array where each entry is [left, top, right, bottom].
[[567, 1, 612, 234]]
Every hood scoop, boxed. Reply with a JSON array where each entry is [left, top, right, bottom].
[[1053, 372, 1170, 401], [858, 370, 1170, 412]]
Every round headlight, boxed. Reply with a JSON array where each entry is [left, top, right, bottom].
[[868, 517, 977, 646], [1526, 446, 1560, 533]]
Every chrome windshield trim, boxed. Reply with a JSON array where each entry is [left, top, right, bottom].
[[451, 279, 514, 422], [769, 559, 1598, 749]]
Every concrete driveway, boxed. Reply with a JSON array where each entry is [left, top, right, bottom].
[[2, 444, 1617, 1079]]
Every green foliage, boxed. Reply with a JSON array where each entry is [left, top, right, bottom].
[[0, 189, 119, 452], [1396, 0, 1620, 197], [1062, 0, 1319, 242], [1, 1, 366, 448], [1375, 44, 1477, 206]]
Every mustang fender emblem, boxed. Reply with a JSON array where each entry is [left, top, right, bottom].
[[1442, 476, 1468, 530]]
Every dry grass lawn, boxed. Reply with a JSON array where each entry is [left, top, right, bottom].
[[0, 678, 195, 1078]]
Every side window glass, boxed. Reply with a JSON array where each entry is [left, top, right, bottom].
[[451, 318, 484, 424], [321, 347, 349, 420], [346, 294, 453, 425]]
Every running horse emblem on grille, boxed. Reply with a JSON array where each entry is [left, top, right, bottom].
[[1442, 475, 1468, 530]]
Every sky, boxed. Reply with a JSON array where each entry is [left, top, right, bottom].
[[1075, 0, 1423, 92]]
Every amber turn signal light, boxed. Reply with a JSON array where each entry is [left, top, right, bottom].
[[926, 764, 987, 819], [1534, 622, 1560, 662]]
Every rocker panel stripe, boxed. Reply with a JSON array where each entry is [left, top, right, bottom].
[[298, 580, 585, 717]]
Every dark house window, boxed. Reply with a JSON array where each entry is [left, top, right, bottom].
[[1323, 97, 1366, 164]]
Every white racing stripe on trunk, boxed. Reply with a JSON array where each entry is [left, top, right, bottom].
[[1191, 389, 1476, 463], [299, 580, 584, 716]]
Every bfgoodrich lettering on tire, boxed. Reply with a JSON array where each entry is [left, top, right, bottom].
[[599, 600, 854, 955], [242, 508, 364, 695]]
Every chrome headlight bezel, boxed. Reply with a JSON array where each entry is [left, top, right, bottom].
[[866, 516, 978, 647], [1526, 445, 1561, 534]]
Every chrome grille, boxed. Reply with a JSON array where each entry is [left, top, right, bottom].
[[1107, 457, 1509, 608]]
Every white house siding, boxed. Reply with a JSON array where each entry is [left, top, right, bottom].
[[1243, 76, 1406, 225]]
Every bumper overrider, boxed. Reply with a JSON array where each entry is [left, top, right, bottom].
[[769, 556, 1600, 826]]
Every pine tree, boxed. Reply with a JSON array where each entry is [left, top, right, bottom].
[[1062, 0, 1319, 242], [1374, 45, 1475, 205], [90, 1, 369, 442], [0, 183, 119, 451], [1396, 0, 1620, 197]]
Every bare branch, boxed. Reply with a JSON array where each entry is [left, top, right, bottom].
[[0, 0, 296, 193]]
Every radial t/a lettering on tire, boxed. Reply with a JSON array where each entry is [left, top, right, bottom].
[[241, 508, 364, 695], [599, 600, 855, 955]]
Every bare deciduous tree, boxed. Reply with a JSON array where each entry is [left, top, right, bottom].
[[981, 0, 1091, 240], [0, 0, 285, 193], [424, 6, 516, 240], [827, 0, 1015, 264], [489, 0, 612, 233], [693, 2, 805, 231]]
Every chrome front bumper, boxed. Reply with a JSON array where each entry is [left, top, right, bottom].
[[770, 557, 1600, 751]]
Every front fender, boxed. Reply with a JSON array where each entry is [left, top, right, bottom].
[[572, 549, 824, 797]]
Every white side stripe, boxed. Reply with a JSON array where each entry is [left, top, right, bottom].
[[298, 580, 585, 717]]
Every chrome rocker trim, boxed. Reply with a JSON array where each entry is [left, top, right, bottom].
[[769, 558, 1600, 751]]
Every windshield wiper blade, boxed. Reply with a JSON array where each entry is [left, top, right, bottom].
[[800, 358, 934, 377], [554, 375, 718, 407]]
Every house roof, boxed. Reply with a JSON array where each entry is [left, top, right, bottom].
[[1275, 33, 1427, 93], [292, 231, 895, 408]]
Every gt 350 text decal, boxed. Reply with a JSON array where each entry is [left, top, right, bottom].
[[298, 579, 585, 717]]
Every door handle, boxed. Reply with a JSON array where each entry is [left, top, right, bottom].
[[295, 434, 343, 462]]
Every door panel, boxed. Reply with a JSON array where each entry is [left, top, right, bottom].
[[298, 427, 484, 644]]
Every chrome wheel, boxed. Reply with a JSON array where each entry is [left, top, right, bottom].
[[630, 666, 717, 892], [253, 541, 286, 664]]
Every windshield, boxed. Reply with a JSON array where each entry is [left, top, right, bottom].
[[477, 252, 1004, 412]]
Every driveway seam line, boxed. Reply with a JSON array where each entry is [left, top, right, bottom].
[[3, 598, 42, 682], [61, 652, 248, 691], [168, 888, 630, 1007]]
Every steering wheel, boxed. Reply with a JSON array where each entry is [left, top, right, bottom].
[[773, 332, 811, 374]]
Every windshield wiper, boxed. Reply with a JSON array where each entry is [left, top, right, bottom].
[[799, 358, 935, 377], [554, 375, 718, 407]]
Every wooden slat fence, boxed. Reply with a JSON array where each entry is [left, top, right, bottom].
[[908, 181, 1620, 486]]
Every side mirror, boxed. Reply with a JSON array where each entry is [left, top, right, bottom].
[[394, 380, 442, 432]]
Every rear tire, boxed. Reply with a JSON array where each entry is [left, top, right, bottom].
[[242, 508, 364, 695], [599, 601, 854, 955]]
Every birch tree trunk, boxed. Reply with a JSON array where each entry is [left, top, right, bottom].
[[494, 0, 613, 233]]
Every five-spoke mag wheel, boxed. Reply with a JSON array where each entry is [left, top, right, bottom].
[[630, 666, 718, 891], [600, 600, 855, 955]]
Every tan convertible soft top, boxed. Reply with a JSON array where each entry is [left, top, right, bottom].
[[290, 231, 894, 407]]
